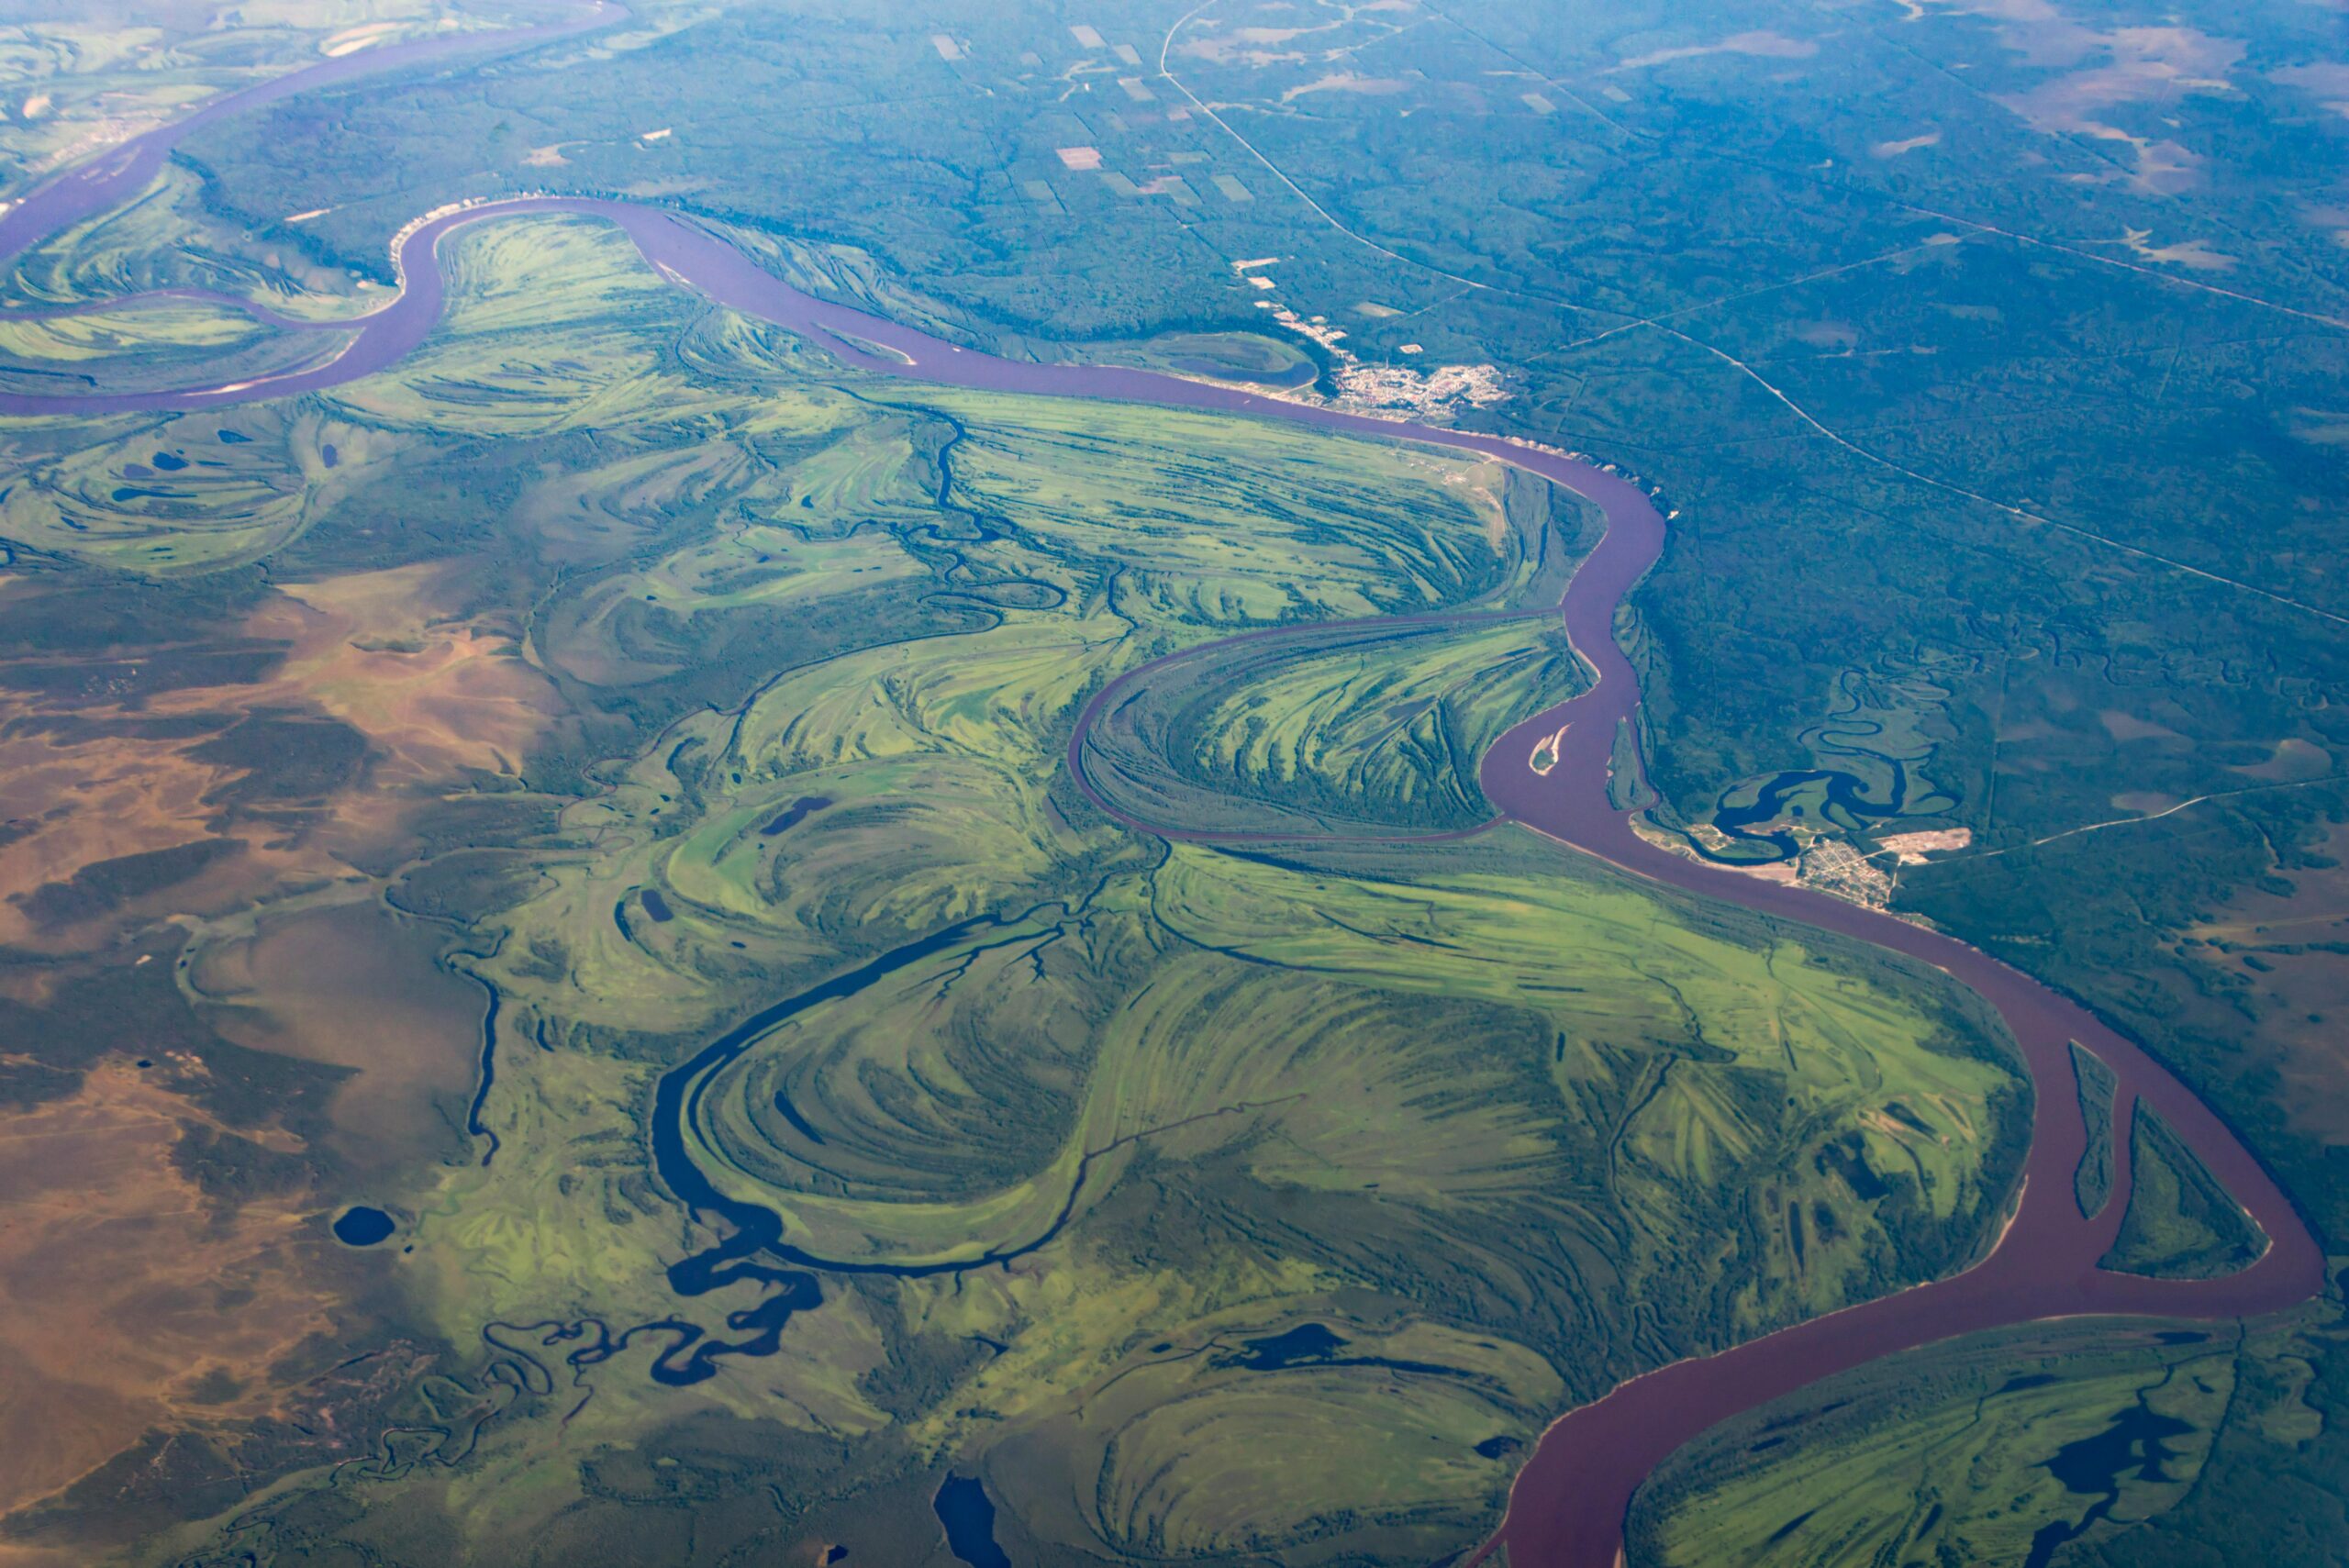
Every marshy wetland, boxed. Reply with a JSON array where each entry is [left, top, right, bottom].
[[0, 3, 2342, 1566]]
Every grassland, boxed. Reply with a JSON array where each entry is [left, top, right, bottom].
[[0, 205, 2039, 1566], [2099, 1104, 2269, 1282], [1077, 614, 1586, 837], [0, 398, 369, 571], [1626, 1314, 2296, 1568], [0, 0, 498, 204], [0, 0, 2332, 1558], [0, 296, 276, 384], [2071, 1042, 2116, 1221]]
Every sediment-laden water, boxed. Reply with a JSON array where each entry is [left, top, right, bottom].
[[0, 16, 2321, 1562]]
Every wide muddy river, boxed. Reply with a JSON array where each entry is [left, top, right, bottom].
[[0, 11, 2323, 1563]]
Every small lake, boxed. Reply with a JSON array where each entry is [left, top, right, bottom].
[[933, 1475, 1009, 1568], [760, 795, 833, 836]]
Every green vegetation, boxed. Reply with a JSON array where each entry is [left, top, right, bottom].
[[1079, 614, 1584, 836], [0, 0, 505, 203], [0, 296, 313, 395], [101, 4, 2349, 1306], [2100, 1104, 2268, 1282], [2, 398, 362, 570], [1038, 328, 1317, 386], [11, 0, 2349, 1556], [1626, 1314, 2331, 1568], [0, 206, 2034, 1564], [2072, 1042, 2116, 1221], [1629, 1094, 2277, 1568]]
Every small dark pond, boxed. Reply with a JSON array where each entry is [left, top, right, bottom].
[[933, 1475, 1009, 1568], [760, 795, 833, 836], [640, 888, 674, 922], [772, 1089, 826, 1145], [333, 1206, 395, 1246], [1220, 1322, 1461, 1376], [1230, 1322, 1349, 1368], [1815, 1133, 1889, 1201], [1884, 1100, 1933, 1135]]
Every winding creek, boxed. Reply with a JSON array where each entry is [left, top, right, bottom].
[[0, 10, 2326, 1564]]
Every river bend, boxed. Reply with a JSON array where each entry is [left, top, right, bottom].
[[0, 17, 2323, 1565]]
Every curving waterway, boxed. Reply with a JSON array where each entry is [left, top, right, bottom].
[[0, 12, 2324, 1564]]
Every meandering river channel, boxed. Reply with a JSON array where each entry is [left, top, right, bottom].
[[0, 10, 2323, 1563]]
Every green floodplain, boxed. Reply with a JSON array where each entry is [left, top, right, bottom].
[[0, 208, 2037, 1566], [2, 1, 2347, 1565]]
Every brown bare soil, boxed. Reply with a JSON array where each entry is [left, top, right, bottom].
[[0, 562, 554, 949], [265, 562, 559, 784], [1875, 827, 1973, 863], [189, 899, 483, 1173], [0, 1062, 344, 1525], [0, 556, 554, 1543]]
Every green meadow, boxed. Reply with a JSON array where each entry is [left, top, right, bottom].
[[0, 209, 2029, 1564], [1627, 1317, 2258, 1567], [5, 0, 2348, 1560]]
